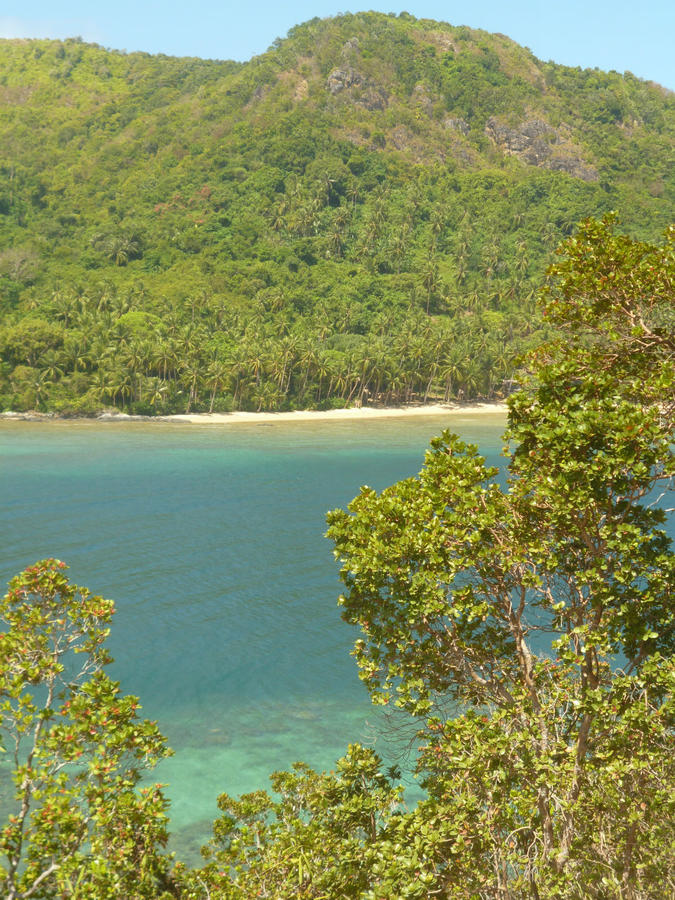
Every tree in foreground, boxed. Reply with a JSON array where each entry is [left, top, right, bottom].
[[0, 560, 173, 900], [175, 745, 403, 899], [182, 218, 674, 899], [326, 218, 675, 897]]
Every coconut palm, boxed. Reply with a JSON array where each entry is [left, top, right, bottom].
[[91, 229, 143, 267], [152, 344, 178, 382], [63, 342, 90, 374], [270, 200, 287, 232], [148, 379, 169, 410], [420, 253, 440, 314], [40, 350, 63, 383], [91, 368, 116, 405], [251, 381, 283, 412], [313, 351, 333, 403], [206, 359, 230, 413], [180, 363, 203, 414], [109, 370, 134, 409], [30, 371, 50, 409]]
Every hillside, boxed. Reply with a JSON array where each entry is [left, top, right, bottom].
[[0, 11, 673, 414]]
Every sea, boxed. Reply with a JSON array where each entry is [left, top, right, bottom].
[[0, 409, 580, 859]]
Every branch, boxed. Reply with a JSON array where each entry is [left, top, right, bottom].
[[16, 861, 60, 900]]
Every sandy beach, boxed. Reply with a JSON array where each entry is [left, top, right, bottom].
[[160, 402, 507, 425], [1, 402, 507, 426]]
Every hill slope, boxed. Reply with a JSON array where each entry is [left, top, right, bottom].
[[0, 12, 673, 413]]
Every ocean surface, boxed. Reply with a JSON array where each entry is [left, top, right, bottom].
[[0, 411, 516, 857]]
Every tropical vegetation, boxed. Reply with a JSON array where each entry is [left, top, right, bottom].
[[2, 219, 673, 897], [0, 13, 673, 413]]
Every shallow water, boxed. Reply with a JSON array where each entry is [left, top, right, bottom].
[[1, 413, 507, 859]]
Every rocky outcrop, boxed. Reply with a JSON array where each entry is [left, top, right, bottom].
[[326, 65, 364, 94], [326, 66, 388, 110], [358, 88, 388, 111], [485, 117, 597, 181], [443, 117, 470, 135], [485, 117, 551, 160], [412, 84, 433, 116], [546, 156, 598, 181], [341, 37, 360, 55]]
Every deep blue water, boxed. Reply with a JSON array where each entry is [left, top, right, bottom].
[[0, 411, 508, 856]]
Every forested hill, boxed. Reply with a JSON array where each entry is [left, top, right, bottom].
[[1, 12, 673, 414]]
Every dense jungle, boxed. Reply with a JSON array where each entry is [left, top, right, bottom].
[[0, 12, 673, 413]]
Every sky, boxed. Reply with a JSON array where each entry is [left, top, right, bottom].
[[1, 1, 673, 90]]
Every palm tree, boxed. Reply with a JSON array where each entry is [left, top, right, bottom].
[[423, 333, 446, 403], [354, 345, 375, 406], [227, 347, 250, 408], [148, 379, 169, 410], [421, 253, 440, 315], [152, 344, 178, 382], [270, 200, 287, 232], [439, 352, 465, 402], [251, 381, 283, 412], [328, 225, 345, 259], [91, 368, 116, 406], [295, 199, 321, 237], [455, 254, 468, 285], [314, 351, 333, 403], [245, 342, 268, 389], [542, 221, 558, 248], [344, 351, 363, 405], [109, 370, 133, 410], [481, 242, 500, 283], [180, 364, 203, 414], [331, 354, 351, 400], [91, 229, 143, 267], [95, 285, 116, 314], [390, 230, 409, 274], [512, 210, 525, 229], [296, 342, 318, 401], [461, 359, 484, 401], [31, 371, 50, 409], [40, 351, 63, 383], [369, 343, 392, 403], [206, 359, 229, 413], [63, 342, 90, 374], [111, 293, 132, 318], [384, 369, 407, 406], [430, 209, 445, 250], [515, 240, 529, 276], [277, 336, 300, 394], [123, 342, 147, 401], [285, 174, 302, 201], [312, 312, 331, 344]]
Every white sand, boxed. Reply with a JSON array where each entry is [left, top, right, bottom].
[[0, 402, 508, 426], [161, 402, 507, 425]]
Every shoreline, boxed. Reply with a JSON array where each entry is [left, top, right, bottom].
[[0, 402, 507, 426]]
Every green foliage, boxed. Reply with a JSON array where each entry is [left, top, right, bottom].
[[2, 11, 675, 886], [0, 15, 673, 414], [322, 219, 675, 896], [2, 221, 674, 896], [123, 221, 673, 898], [175, 745, 403, 899], [0, 560, 174, 899], [0, 319, 64, 367]]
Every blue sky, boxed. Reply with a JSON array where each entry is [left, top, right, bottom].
[[1, 1, 673, 90]]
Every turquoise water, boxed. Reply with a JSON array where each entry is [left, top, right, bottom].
[[1, 413, 507, 858]]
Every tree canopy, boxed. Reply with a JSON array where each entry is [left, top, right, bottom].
[[0, 561, 173, 899]]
